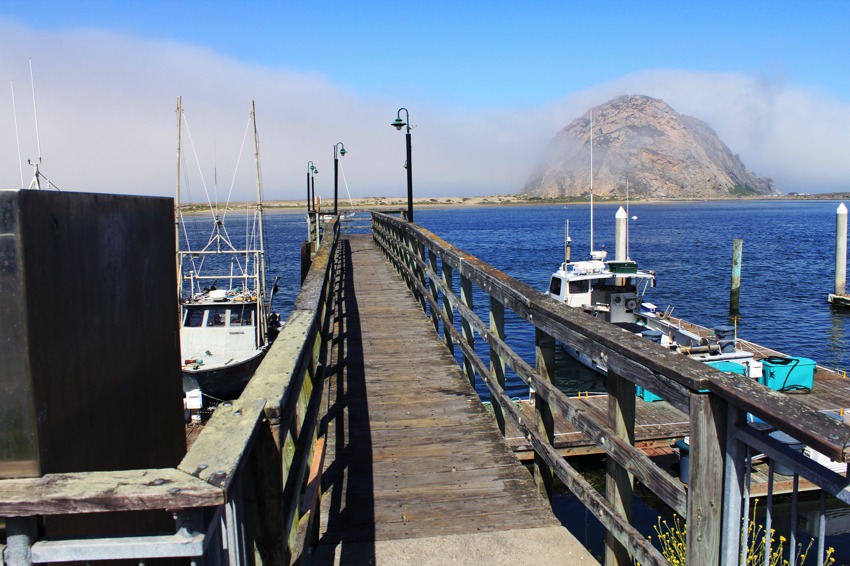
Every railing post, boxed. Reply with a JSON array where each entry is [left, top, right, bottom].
[[403, 230, 417, 300], [417, 240, 427, 312], [489, 297, 506, 435], [441, 263, 454, 354], [605, 368, 635, 566], [686, 391, 726, 566], [534, 328, 556, 501], [460, 273, 475, 389], [721, 403, 746, 564], [428, 248, 440, 332], [4, 517, 37, 566]]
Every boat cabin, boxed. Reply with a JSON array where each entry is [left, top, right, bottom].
[[548, 255, 655, 324]]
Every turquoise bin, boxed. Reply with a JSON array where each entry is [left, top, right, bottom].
[[636, 330, 665, 402], [706, 361, 747, 375], [761, 356, 815, 392]]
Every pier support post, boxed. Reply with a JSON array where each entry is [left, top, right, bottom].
[[489, 298, 506, 435], [686, 392, 726, 566], [835, 203, 847, 297], [428, 249, 440, 332], [534, 328, 556, 501], [417, 241, 427, 313], [441, 263, 454, 354], [4, 517, 37, 566], [729, 239, 743, 318], [460, 274, 475, 389], [604, 369, 635, 566]]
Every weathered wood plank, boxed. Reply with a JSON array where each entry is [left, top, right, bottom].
[[0, 468, 222, 516], [319, 234, 569, 550], [178, 399, 265, 489]]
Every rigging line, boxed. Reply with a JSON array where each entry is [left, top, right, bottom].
[[339, 160, 356, 210], [181, 112, 214, 215], [222, 113, 253, 224], [10, 81, 24, 189], [29, 59, 42, 161]]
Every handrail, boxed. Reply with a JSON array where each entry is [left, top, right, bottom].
[[370, 211, 850, 566]]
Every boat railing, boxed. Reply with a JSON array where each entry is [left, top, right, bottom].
[[370, 211, 850, 566], [0, 219, 342, 565]]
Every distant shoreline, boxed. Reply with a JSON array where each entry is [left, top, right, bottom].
[[179, 192, 850, 213]]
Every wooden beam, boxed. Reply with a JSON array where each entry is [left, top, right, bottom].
[[0, 468, 222, 516]]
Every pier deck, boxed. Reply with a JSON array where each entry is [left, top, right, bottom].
[[315, 235, 594, 564]]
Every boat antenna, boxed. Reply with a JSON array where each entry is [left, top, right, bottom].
[[589, 110, 594, 254], [626, 177, 630, 259], [24, 60, 58, 190], [176, 96, 183, 303], [11, 81, 24, 188], [29, 59, 42, 163], [564, 219, 572, 264]]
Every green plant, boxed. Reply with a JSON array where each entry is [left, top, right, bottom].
[[646, 500, 835, 566]]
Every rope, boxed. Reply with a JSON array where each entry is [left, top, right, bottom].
[[221, 114, 253, 224]]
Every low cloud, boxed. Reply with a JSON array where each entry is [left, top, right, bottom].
[[553, 70, 850, 194], [1, 22, 848, 200]]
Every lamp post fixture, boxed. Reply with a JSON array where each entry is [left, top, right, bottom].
[[391, 107, 413, 222], [306, 161, 318, 212], [333, 142, 346, 215]]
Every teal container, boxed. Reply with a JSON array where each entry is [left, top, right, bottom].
[[761, 356, 815, 392], [706, 361, 747, 375], [637, 385, 664, 402]]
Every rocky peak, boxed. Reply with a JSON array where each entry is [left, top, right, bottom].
[[523, 95, 776, 199]]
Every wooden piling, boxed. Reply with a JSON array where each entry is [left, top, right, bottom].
[[829, 203, 847, 306], [729, 239, 743, 318]]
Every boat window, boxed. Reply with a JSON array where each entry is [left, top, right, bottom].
[[229, 306, 254, 327], [183, 307, 205, 328], [206, 307, 227, 327], [549, 277, 562, 296], [569, 280, 590, 294]]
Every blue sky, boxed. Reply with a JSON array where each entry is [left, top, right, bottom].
[[1, 1, 849, 199]]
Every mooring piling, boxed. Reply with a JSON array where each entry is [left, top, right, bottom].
[[729, 238, 743, 318]]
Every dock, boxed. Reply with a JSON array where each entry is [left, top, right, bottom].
[[314, 234, 594, 563], [4, 202, 850, 566]]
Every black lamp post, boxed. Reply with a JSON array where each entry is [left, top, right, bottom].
[[333, 142, 346, 215], [391, 108, 413, 222], [307, 161, 318, 211]]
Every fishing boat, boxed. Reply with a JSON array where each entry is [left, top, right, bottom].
[[175, 98, 279, 403], [547, 111, 755, 378]]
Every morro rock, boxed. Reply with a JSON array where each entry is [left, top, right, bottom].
[[523, 95, 777, 199]]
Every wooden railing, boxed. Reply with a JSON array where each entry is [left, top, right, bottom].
[[0, 220, 341, 565], [371, 211, 850, 566]]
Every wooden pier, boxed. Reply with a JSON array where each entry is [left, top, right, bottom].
[[314, 234, 594, 563], [4, 209, 850, 566]]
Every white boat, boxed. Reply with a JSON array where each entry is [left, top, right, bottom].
[[547, 218, 755, 376], [547, 110, 754, 378], [175, 98, 279, 403]]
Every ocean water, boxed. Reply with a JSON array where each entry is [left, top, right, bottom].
[[259, 201, 850, 395]]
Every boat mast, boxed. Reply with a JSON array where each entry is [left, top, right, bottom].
[[176, 96, 184, 303], [251, 100, 268, 340], [589, 110, 595, 254]]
